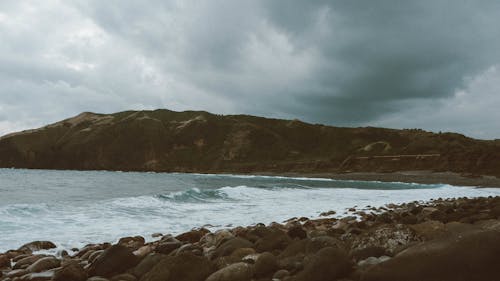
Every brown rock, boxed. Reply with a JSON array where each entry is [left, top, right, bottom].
[[155, 241, 181, 255], [26, 256, 60, 273], [18, 271, 54, 281], [292, 247, 352, 281], [213, 238, 253, 258], [205, 262, 253, 281], [18, 241, 56, 253], [409, 220, 448, 240], [140, 252, 213, 281], [131, 253, 165, 278], [253, 252, 278, 278], [175, 228, 210, 244], [118, 236, 145, 251], [287, 225, 307, 240], [13, 255, 47, 270], [255, 230, 291, 252], [88, 245, 139, 277], [110, 273, 137, 281], [52, 260, 87, 281], [361, 230, 500, 281], [0, 254, 10, 268]]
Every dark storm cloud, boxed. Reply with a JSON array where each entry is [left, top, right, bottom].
[[1, 1, 500, 138]]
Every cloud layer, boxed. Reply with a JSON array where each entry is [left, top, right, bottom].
[[1, 0, 500, 139]]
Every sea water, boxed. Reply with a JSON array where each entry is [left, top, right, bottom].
[[1, 168, 500, 252]]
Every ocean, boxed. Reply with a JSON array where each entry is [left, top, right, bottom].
[[1, 168, 500, 253]]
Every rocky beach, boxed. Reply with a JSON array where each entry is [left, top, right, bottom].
[[2, 196, 500, 281]]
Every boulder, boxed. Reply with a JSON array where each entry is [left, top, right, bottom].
[[155, 241, 181, 255], [52, 260, 87, 281], [253, 252, 278, 278], [0, 254, 10, 268], [18, 241, 56, 253], [118, 236, 145, 251], [175, 228, 210, 244], [292, 247, 352, 281], [205, 262, 253, 281], [26, 256, 60, 273], [287, 225, 307, 240], [132, 253, 165, 278], [18, 271, 54, 280], [110, 273, 137, 281], [213, 238, 253, 258], [361, 230, 500, 281], [140, 253, 213, 281], [306, 236, 345, 254], [88, 245, 139, 277], [13, 255, 47, 269], [255, 230, 291, 252], [409, 220, 448, 240]]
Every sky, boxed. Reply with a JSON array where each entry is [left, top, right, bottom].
[[1, 1, 500, 139]]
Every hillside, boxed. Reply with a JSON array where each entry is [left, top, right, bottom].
[[0, 109, 499, 176]]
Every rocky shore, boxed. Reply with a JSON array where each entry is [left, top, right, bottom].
[[2, 196, 500, 281]]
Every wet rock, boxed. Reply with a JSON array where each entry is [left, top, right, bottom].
[[6, 268, 29, 278], [287, 225, 307, 240], [155, 241, 181, 255], [18, 271, 54, 280], [26, 256, 60, 273], [409, 220, 448, 240], [118, 236, 145, 251], [205, 262, 253, 281], [351, 246, 388, 262], [131, 253, 165, 278], [306, 236, 345, 254], [52, 260, 87, 281], [88, 245, 139, 277], [110, 273, 137, 281], [87, 277, 110, 281], [175, 228, 210, 244], [273, 269, 290, 280], [0, 254, 10, 268], [350, 224, 418, 255], [213, 238, 253, 258], [253, 252, 278, 278], [292, 247, 352, 281], [357, 256, 391, 268], [140, 252, 213, 281], [13, 255, 47, 270], [255, 229, 291, 252], [133, 245, 154, 259], [361, 230, 500, 281], [18, 241, 56, 253]]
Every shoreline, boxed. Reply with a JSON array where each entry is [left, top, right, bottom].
[[2, 196, 500, 280], [251, 170, 500, 188], [3, 167, 500, 187]]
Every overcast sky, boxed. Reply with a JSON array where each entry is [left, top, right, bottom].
[[1, 1, 500, 139]]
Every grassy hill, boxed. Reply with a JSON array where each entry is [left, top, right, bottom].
[[1, 109, 499, 176]]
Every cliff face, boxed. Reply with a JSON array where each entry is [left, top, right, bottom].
[[0, 109, 499, 176]]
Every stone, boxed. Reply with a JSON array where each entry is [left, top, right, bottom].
[[351, 246, 388, 262], [110, 273, 137, 281], [361, 230, 500, 281], [52, 260, 87, 281], [87, 277, 110, 281], [273, 269, 290, 280], [155, 241, 181, 255], [213, 238, 253, 258], [287, 225, 307, 240], [255, 230, 290, 252], [409, 220, 448, 240], [118, 236, 145, 251], [175, 228, 210, 244], [140, 253, 213, 281], [253, 252, 278, 278], [18, 241, 56, 253], [13, 255, 47, 269], [132, 253, 165, 278], [88, 245, 139, 277], [306, 236, 345, 254], [0, 254, 10, 268], [292, 247, 352, 281], [18, 271, 54, 280], [205, 262, 253, 281], [26, 256, 60, 273]]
